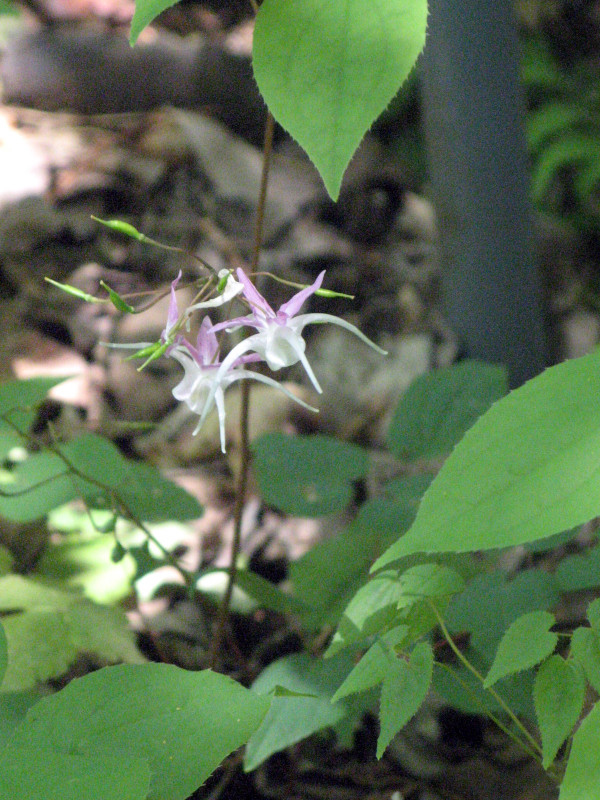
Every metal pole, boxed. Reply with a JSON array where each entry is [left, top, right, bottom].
[[420, 0, 548, 386]]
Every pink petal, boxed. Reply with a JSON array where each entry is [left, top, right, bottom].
[[165, 270, 183, 335], [236, 269, 274, 316], [279, 271, 325, 318]]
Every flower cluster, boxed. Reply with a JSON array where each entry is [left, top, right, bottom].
[[117, 268, 386, 452]]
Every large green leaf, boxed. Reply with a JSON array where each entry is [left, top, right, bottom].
[[560, 702, 600, 800], [373, 349, 600, 567], [534, 656, 585, 769], [244, 652, 353, 771], [252, 0, 427, 199], [387, 361, 507, 461], [484, 611, 557, 688], [377, 640, 433, 758], [0, 749, 151, 800], [0, 575, 143, 691], [8, 664, 269, 800], [253, 433, 368, 517]]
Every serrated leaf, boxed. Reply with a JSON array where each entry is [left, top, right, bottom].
[[253, 433, 368, 517], [571, 626, 600, 693], [559, 701, 600, 800], [534, 655, 585, 769], [587, 597, 600, 630], [252, 0, 427, 199], [244, 652, 353, 771], [9, 664, 269, 800], [129, 0, 181, 44], [373, 349, 600, 567], [328, 563, 463, 656], [377, 641, 433, 758], [0, 749, 151, 800], [388, 361, 507, 461], [331, 626, 408, 702], [0, 575, 143, 691], [484, 611, 557, 688]]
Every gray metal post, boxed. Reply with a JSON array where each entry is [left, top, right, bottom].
[[420, 0, 548, 387]]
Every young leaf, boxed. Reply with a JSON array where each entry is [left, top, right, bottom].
[[253, 433, 368, 517], [252, 0, 427, 200], [534, 655, 585, 769], [559, 701, 600, 800], [387, 361, 507, 461], [377, 641, 433, 758], [373, 348, 600, 567], [571, 627, 600, 693], [0, 749, 151, 800], [331, 626, 408, 702], [244, 652, 354, 772], [8, 664, 269, 800], [484, 611, 557, 688]]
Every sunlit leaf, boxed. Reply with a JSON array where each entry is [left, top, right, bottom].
[[9, 664, 269, 800], [373, 349, 600, 567], [560, 702, 600, 800], [253, 0, 427, 199], [484, 611, 557, 688], [535, 656, 585, 769]]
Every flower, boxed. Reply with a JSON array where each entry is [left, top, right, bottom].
[[184, 269, 243, 317], [169, 317, 317, 453], [210, 268, 387, 393]]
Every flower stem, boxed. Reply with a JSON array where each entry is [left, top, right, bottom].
[[209, 110, 275, 668]]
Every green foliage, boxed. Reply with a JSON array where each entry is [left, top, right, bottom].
[[0, 619, 6, 688], [0, 575, 143, 691], [252, 0, 427, 199], [522, 36, 600, 230], [377, 641, 433, 757], [244, 652, 355, 771], [559, 702, 600, 800], [0, 750, 151, 800], [484, 611, 558, 688], [3, 664, 269, 800], [374, 349, 600, 566], [534, 656, 585, 769], [387, 360, 507, 461], [252, 433, 368, 517]]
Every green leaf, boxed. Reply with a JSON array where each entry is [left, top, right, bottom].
[[252, 0, 427, 199], [534, 655, 585, 769], [103, 461, 202, 522], [0, 691, 43, 749], [0, 619, 6, 688], [0, 749, 151, 800], [484, 611, 557, 688], [244, 652, 353, 771], [387, 361, 508, 461], [0, 377, 66, 417], [129, 0, 181, 44], [377, 641, 433, 758], [291, 476, 429, 630], [531, 133, 600, 206], [253, 433, 368, 517], [571, 627, 600, 693], [373, 349, 600, 567], [555, 545, 600, 592], [331, 626, 408, 702], [0, 575, 143, 691], [560, 702, 600, 800], [234, 569, 307, 615], [8, 664, 269, 800], [526, 102, 585, 153]]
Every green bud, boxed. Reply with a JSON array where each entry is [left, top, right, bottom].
[[217, 271, 230, 292], [124, 341, 165, 362], [91, 216, 146, 242], [99, 281, 135, 313], [315, 288, 354, 300], [44, 277, 104, 303], [137, 342, 169, 370]]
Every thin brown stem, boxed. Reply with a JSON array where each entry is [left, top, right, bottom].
[[209, 110, 275, 669]]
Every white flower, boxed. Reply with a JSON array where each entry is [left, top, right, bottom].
[[184, 269, 243, 316], [170, 317, 317, 453]]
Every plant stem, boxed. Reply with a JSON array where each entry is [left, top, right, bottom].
[[429, 600, 543, 757], [209, 111, 276, 669]]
